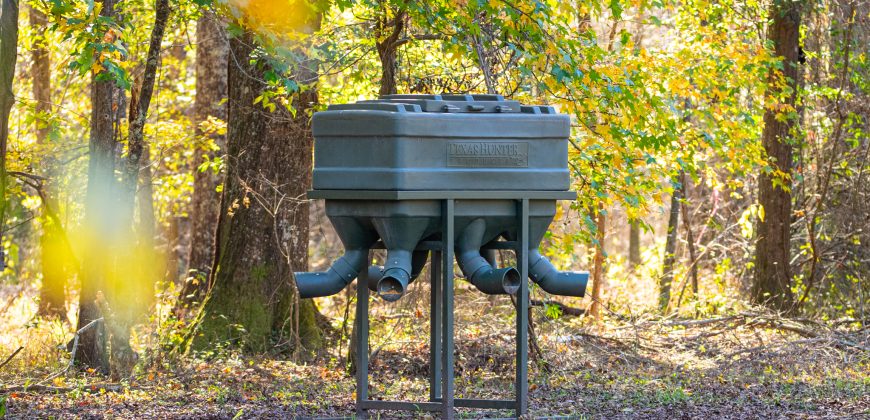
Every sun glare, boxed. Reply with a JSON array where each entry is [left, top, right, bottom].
[[227, 0, 320, 40]]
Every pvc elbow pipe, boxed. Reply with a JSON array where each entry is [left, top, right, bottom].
[[372, 217, 430, 302], [376, 248, 436, 301], [367, 250, 429, 292], [457, 219, 520, 295], [468, 265, 521, 295], [296, 249, 369, 298], [528, 249, 588, 297], [296, 217, 379, 299], [378, 266, 410, 302]]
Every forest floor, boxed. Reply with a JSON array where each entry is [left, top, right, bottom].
[[0, 284, 868, 419]]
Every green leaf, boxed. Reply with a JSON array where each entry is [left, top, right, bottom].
[[609, 0, 624, 19], [49, 0, 74, 16], [620, 29, 631, 47], [544, 303, 563, 319]]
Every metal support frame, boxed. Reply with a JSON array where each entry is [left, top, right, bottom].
[[338, 193, 553, 419]]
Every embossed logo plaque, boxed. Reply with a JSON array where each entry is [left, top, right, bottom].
[[447, 141, 529, 168]]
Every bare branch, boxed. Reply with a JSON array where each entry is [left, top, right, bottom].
[[391, 33, 445, 49]]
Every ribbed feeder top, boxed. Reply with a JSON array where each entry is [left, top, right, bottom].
[[326, 94, 559, 115]]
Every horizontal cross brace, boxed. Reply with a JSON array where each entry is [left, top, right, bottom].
[[370, 240, 518, 251], [357, 400, 442, 412], [359, 398, 516, 411], [308, 189, 577, 201]]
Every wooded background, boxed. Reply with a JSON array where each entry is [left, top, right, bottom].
[[0, 0, 867, 417]]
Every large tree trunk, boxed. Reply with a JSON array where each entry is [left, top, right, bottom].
[[659, 178, 682, 312], [0, 0, 18, 261], [75, 0, 119, 372], [29, 5, 68, 318], [190, 29, 321, 353], [753, 0, 802, 311], [182, 13, 228, 306]]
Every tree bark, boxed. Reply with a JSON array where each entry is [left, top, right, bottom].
[[659, 178, 681, 312], [28, 5, 68, 318], [0, 0, 18, 250], [753, 0, 802, 311], [76, 0, 119, 372], [628, 222, 640, 268], [589, 203, 606, 320], [183, 12, 228, 305], [137, 145, 156, 248], [101, 0, 169, 380], [190, 28, 321, 354], [29, 6, 49, 142], [680, 172, 699, 296], [124, 0, 168, 217], [375, 11, 403, 96]]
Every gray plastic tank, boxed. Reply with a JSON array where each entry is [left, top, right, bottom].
[[297, 94, 587, 302], [312, 94, 570, 191]]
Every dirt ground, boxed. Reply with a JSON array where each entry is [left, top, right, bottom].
[[1, 286, 868, 419]]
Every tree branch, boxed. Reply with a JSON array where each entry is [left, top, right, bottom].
[[390, 33, 445, 49], [0, 346, 23, 371]]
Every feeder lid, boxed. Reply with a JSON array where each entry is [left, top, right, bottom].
[[325, 94, 557, 114]]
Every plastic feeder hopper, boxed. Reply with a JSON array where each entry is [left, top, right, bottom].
[[296, 94, 587, 418]]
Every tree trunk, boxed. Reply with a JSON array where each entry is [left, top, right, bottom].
[[123, 0, 168, 224], [75, 0, 118, 372], [588, 203, 606, 320], [28, 5, 67, 318], [131, 143, 158, 312], [190, 29, 321, 354], [164, 215, 181, 286], [0, 0, 18, 261], [35, 184, 77, 314], [182, 12, 228, 306], [75, 0, 170, 375], [137, 145, 156, 248], [39, 220, 69, 317], [375, 11, 403, 96], [628, 222, 640, 268], [753, 0, 802, 311], [101, 0, 169, 380], [29, 6, 49, 142], [680, 172, 699, 296], [659, 178, 681, 312]]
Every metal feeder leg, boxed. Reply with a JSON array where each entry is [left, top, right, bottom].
[[441, 199, 456, 419], [516, 198, 530, 416], [429, 250, 442, 402], [355, 254, 371, 419]]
